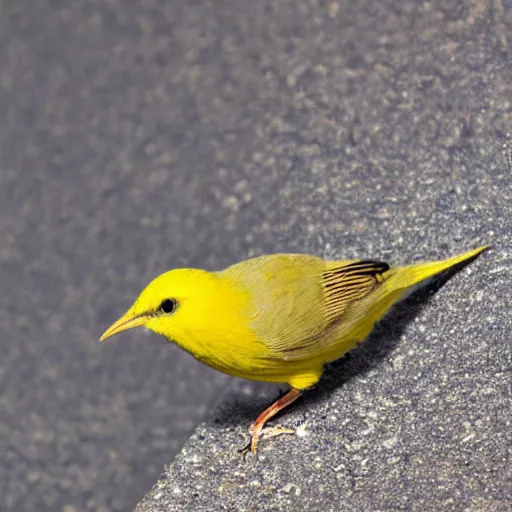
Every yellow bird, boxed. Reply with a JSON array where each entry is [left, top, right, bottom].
[[100, 246, 487, 454]]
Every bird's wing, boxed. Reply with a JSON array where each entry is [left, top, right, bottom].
[[321, 260, 389, 326], [227, 255, 390, 359]]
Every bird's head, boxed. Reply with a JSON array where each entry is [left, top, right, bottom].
[[100, 268, 222, 344]]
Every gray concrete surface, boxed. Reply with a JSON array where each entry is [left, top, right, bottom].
[[1, 0, 510, 511], [125, 0, 512, 511]]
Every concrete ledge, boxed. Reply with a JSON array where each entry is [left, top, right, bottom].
[[136, 257, 510, 511]]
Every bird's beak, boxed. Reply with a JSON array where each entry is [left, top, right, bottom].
[[100, 310, 148, 342]]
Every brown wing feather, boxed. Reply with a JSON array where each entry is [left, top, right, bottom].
[[322, 260, 390, 324]]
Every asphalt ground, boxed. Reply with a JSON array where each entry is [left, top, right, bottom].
[[1, 0, 511, 511]]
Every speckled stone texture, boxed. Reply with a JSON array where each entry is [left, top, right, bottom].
[[130, 0, 511, 511], [1, 0, 510, 511]]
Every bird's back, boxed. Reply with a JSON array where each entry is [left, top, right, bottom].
[[222, 254, 328, 352], [221, 253, 388, 361]]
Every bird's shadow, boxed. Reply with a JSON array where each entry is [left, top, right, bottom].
[[210, 255, 482, 428]]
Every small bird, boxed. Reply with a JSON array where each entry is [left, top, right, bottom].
[[100, 246, 487, 455]]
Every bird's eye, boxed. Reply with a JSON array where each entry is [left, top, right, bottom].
[[159, 298, 177, 314]]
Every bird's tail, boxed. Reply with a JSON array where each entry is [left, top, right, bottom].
[[383, 245, 489, 295], [341, 245, 489, 343]]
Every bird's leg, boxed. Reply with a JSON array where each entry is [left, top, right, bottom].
[[239, 388, 302, 456]]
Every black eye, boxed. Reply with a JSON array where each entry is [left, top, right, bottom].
[[159, 298, 176, 314]]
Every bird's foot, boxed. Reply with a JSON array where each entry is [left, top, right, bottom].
[[238, 424, 295, 458]]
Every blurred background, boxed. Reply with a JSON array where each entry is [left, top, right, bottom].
[[1, 0, 510, 511]]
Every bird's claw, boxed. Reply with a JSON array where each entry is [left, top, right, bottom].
[[261, 425, 295, 439], [238, 441, 252, 459], [238, 424, 295, 459]]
